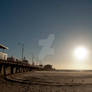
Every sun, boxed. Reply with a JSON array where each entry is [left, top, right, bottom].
[[74, 46, 88, 60]]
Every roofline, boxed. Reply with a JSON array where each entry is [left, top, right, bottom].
[[0, 44, 8, 49]]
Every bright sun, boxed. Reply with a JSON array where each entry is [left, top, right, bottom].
[[74, 46, 88, 60]]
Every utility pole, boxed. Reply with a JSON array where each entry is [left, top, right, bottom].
[[18, 43, 24, 61], [31, 54, 35, 66], [22, 44, 24, 61]]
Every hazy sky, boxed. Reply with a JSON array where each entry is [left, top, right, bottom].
[[0, 0, 92, 69]]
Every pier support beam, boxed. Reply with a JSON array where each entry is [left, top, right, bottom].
[[11, 66, 14, 74], [3, 65, 7, 77]]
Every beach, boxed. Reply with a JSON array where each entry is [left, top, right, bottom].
[[1, 71, 92, 92]]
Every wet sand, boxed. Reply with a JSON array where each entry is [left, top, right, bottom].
[[1, 71, 92, 92]]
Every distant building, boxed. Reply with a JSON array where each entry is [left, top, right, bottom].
[[22, 59, 29, 64], [7, 56, 15, 62], [44, 64, 53, 70], [22, 57, 29, 64], [0, 44, 8, 60]]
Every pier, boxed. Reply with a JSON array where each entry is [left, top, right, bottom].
[[0, 44, 43, 77], [0, 59, 43, 77]]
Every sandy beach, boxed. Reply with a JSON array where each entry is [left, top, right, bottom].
[[0, 71, 92, 92]]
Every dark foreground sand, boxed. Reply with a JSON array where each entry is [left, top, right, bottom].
[[1, 71, 92, 92]]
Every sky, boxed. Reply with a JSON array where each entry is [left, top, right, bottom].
[[0, 0, 92, 69]]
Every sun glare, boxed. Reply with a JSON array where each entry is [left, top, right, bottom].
[[74, 46, 88, 60]]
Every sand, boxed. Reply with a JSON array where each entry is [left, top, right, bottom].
[[1, 71, 92, 92]]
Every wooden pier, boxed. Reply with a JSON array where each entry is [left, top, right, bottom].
[[0, 59, 43, 77]]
